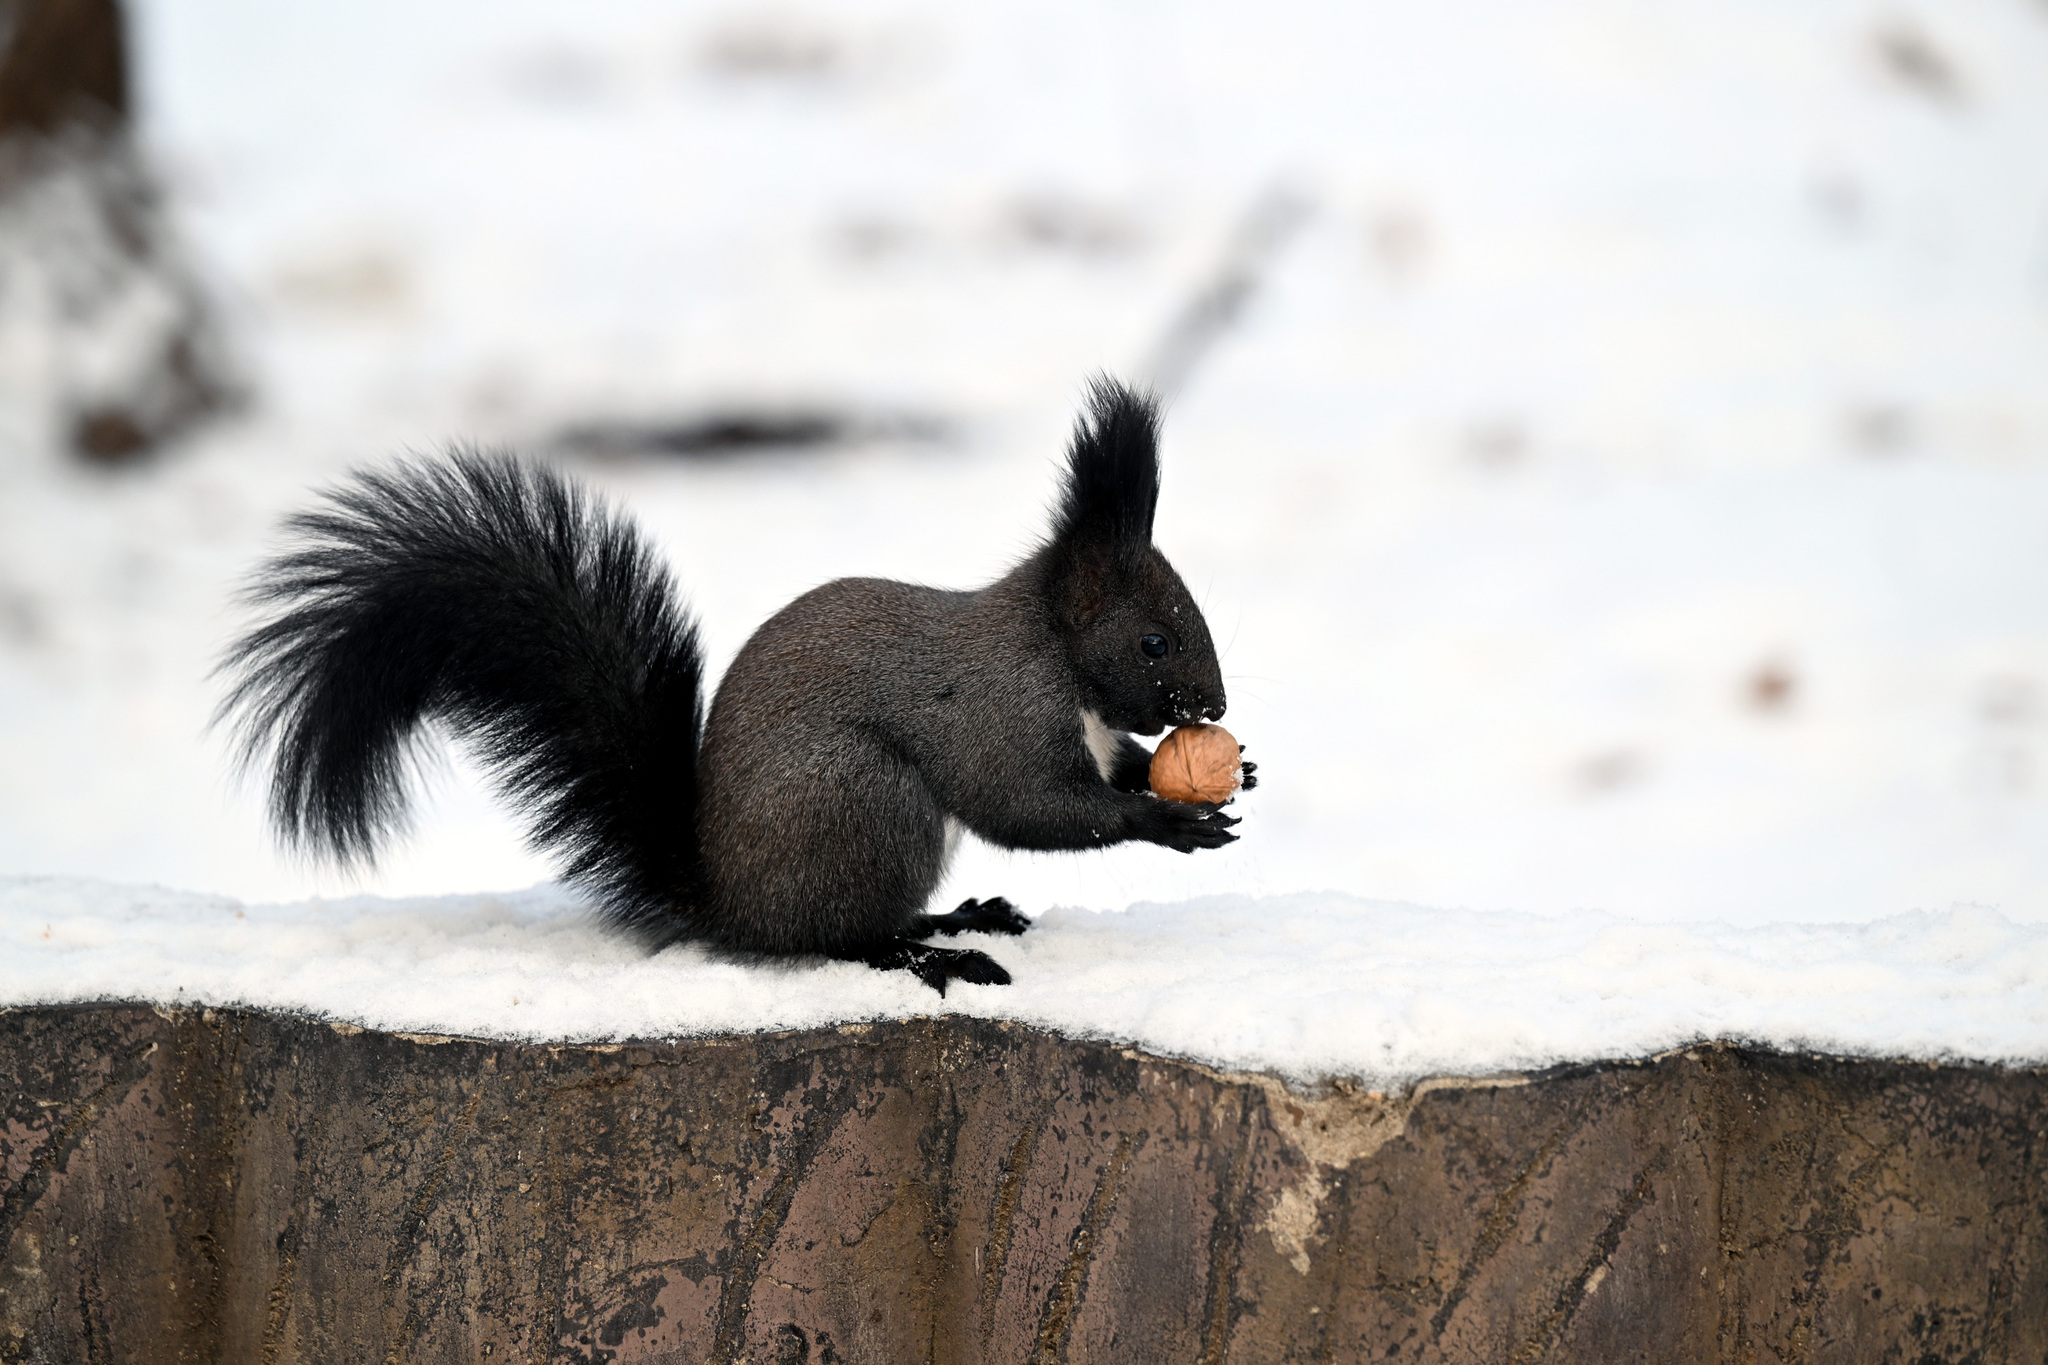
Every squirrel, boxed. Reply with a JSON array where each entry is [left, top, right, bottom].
[[218, 376, 1253, 993]]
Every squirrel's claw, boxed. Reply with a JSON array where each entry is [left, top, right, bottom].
[[965, 897, 1031, 935], [922, 896, 1031, 937], [1148, 799, 1241, 853], [916, 946, 1010, 994], [856, 939, 1014, 993]]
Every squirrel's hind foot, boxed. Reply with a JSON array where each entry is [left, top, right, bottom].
[[921, 896, 1031, 938], [849, 937, 1013, 995]]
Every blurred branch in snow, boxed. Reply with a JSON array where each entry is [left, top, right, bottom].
[[0, 0, 127, 138], [0, 0, 238, 466], [1869, 17, 1966, 108], [1139, 182, 1312, 399], [554, 406, 949, 462]]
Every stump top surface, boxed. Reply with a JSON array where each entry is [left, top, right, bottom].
[[6, 874, 2047, 1088]]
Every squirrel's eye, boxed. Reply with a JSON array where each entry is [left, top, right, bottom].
[[1140, 634, 1169, 659]]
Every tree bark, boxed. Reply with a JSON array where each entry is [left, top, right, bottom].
[[1, 1005, 2043, 1363], [0, 0, 236, 465]]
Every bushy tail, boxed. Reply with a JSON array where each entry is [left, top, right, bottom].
[[217, 452, 705, 943]]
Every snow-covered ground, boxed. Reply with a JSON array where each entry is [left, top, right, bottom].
[[2, 2, 2047, 1071], [9, 875, 2046, 1086]]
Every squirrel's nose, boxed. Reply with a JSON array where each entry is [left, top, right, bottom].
[[1203, 702, 1226, 722]]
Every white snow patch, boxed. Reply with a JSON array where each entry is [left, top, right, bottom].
[[7, 876, 2044, 1087]]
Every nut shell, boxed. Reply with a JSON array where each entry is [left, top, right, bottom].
[[1148, 724, 1242, 804]]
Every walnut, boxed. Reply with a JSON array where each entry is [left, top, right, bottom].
[[1148, 724, 1241, 804]]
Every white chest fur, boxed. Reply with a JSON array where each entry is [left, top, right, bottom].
[[1080, 709, 1119, 782]]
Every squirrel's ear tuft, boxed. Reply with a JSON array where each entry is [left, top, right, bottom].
[[1052, 375, 1161, 565]]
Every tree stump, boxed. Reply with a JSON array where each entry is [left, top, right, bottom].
[[1, 1005, 2043, 1362]]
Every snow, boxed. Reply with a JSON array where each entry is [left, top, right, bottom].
[[6, 875, 2044, 1086], [3, 2, 2048, 1074]]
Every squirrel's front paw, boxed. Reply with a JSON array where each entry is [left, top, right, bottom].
[[1143, 800, 1241, 853], [1237, 746, 1258, 792]]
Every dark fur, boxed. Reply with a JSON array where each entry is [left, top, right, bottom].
[[219, 377, 1248, 992]]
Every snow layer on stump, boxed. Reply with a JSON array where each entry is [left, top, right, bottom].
[[4, 875, 2045, 1086]]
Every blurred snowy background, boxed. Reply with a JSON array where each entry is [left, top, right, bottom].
[[3, 0, 2047, 928]]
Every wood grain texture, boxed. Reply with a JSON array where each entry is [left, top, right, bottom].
[[1, 1007, 2043, 1363]]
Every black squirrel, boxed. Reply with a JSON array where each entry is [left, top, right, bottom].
[[218, 377, 1253, 992]]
